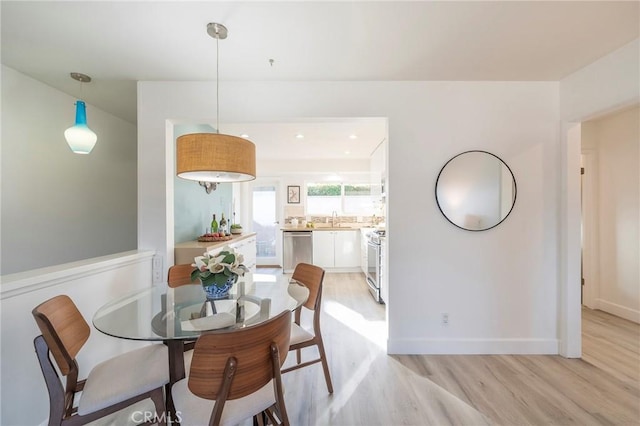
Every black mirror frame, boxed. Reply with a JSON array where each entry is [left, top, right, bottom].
[[435, 150, 517, 232]]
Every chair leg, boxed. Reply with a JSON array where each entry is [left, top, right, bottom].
[[316, 338, 334, 394], [296, 348, 301, 365], [150, 387, 166, 426], [265, 405, 289, 426], [253, 413, 265, 426]]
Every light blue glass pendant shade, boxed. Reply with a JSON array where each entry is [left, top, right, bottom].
[[64, 100, 97, 154]]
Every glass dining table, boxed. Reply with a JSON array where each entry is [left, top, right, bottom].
[[92, 271, 309, 418]]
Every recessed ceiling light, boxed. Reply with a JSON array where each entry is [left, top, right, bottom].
[[349, 134, 357, 139], [344, 150, 351, 155], [296, 133, 304, 139], [240, 134, 249, 138]]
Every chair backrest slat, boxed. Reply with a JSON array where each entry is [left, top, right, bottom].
[[188, 309, 291, 400], [168, 264, 196, 288], [32, 295, 90, 376], [292, 263, 325, 311]]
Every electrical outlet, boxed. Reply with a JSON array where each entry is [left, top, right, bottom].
[[441, 313, 449, 326], [152, 255, 163, 284]]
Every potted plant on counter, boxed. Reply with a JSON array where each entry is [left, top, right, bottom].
[[230, 223, 243, 234]]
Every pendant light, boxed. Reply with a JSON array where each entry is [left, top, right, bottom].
[[64, 72, 97, 154], [176, 23, 256, 189]]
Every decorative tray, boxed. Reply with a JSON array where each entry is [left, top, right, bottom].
[[197, 235, 233, 242]]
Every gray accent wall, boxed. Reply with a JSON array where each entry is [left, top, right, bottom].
[[1, 66, 138, 274]]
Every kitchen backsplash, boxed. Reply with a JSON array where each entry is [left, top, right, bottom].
[[284, 215, 384, 226]]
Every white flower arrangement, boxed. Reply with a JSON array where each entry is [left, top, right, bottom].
[[191, 246, 249, 287]]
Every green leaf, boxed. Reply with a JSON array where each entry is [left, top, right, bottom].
[[213, 273, 229, 286]]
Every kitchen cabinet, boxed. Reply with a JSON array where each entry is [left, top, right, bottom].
[[230, 235, 257, 272], [313, 230, 360, 270], [174, 233, 257, 268], [313, 232, 335, 268], [335, 231, 360, 267]]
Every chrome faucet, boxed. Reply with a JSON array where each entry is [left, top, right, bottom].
[[331, 210, 338, 227]]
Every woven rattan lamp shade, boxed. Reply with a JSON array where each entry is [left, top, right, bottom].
[[176, 133, 256, 182]]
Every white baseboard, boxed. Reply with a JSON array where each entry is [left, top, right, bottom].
[[387, 338, 559, 355], [594, 299, 640, 323]]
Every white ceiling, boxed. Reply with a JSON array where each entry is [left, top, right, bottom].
[[221, 118, 387, 160], [2, 1, 638, 159]]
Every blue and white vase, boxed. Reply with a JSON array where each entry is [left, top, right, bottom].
[[201, 274, 237, 300]]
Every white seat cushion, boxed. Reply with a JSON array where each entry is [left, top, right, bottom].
[[183, 348, 194, 374], [290, 323, 314, 345], [78, 344, 169, 415], [172, 378, 276, 426]]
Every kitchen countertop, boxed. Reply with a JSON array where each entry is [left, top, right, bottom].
[[174, 233, 257, 265], [174, 232, 257, 251], [281, 226, 367, 232]]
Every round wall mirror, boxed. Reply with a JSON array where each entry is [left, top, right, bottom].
[[435, 150, 516, 231]]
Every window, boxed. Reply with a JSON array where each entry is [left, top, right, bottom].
[[306, 182, 373, 215]]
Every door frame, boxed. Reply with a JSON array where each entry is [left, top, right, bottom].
[[249, 178, 283, 267], [581, 150, 599, 309]]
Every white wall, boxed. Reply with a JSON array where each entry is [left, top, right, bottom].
[[261, 158, 371, 219], [0, 251, 155, 426], [1, 66, 138, 274], [265, 164, 372, 222], [583, 107, 639, 322], [138, 80, 561, 354], [558, 37, 640, 356], [560, 39, 640, 122]]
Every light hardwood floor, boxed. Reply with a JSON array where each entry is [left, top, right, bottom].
[[582, 306, 640, 388], [273, 271, 640, 426]]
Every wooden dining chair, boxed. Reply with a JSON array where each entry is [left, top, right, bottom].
[[168, 263, 196, 287], [32, 295, 169, 426], [168, 263, 200, 353], [281, 263, 334, 393], [172, 309, 292, 426]]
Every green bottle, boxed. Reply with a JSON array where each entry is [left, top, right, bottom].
[[211, 214, 219, 233]]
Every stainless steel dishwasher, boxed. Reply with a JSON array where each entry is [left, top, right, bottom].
[[283, 231, 313, 273]]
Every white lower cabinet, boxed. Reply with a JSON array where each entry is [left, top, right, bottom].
[[313, 230, 360, 269], [230, 236, 257, 272], [312, 232, 335, 268]]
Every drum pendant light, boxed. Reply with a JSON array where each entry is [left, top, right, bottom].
[[64, 73, 97, 154], [176, 23, 256, 188]]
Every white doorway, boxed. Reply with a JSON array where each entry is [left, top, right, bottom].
[[250, 179, 282, 266]]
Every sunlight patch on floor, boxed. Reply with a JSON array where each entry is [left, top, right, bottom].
[[316, 351, 379, 425], [324, 300, 387, 349]]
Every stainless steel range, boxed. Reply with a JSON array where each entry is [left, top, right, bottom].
[[366, 229, 385, 303]]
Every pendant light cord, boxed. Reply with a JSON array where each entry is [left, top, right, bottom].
[[216, 30, 220, 135]]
